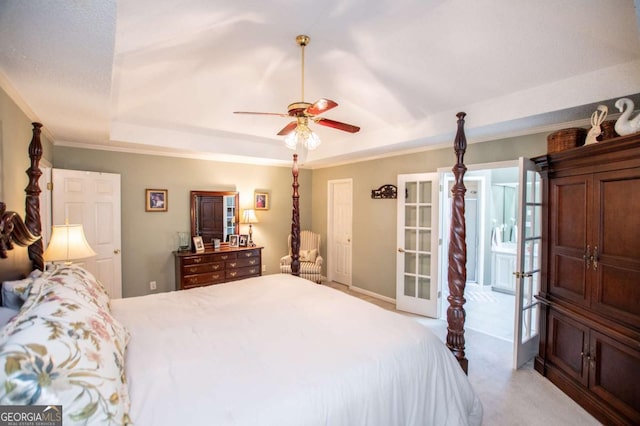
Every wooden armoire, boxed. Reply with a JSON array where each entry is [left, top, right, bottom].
[[533, 133, 640, 425]]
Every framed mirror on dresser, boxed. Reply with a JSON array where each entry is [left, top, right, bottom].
[[175, 190, 262, 290]]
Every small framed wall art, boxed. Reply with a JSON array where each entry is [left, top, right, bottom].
[[146, 189, 168, 212], [255, 191, 269, 210]]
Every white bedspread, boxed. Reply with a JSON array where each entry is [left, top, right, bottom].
[[111, 274, 482, 426]]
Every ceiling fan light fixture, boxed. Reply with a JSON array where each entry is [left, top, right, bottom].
[[284, 123, 321, 150]]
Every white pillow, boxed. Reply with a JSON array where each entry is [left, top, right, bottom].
[[300, 249, 318, 263], [1, 270, 42, 310]]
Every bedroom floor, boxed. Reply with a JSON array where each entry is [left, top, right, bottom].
[[325, 281, 602, 426]]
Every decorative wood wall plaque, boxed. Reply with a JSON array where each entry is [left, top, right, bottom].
[[371, 184, 397, 199]]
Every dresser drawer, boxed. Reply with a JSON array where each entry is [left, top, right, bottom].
[[182, 261, 224, 275], [182, 271, 225, 288], [237, 249, 260, 259], [226, 265, 261, 281], [226, 257, 260, 269]]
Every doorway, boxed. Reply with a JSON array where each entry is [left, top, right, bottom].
[[438, 161, 519, 343]]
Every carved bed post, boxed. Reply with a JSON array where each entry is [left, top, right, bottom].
[[25, 122, 44, 271], [291, 154, 300, 276], [447, 112, 469, 374]]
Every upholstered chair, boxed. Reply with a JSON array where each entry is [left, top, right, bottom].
[[280, 230, 323, 284]]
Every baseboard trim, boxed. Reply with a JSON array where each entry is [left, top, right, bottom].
[[349, 285, 396, 304]]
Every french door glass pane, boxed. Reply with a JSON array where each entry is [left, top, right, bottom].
[[418, 254, 431, 275], [404, 253, 416, 274], [405, 206, 417, 227], [420, 181, 432, 203], [405, 229, 416, 251], [404, 276, 416, 297], [417, 277, 431, 299], [419, 206, 432, 228], [406, 182, 417, 203], [419, 230, 431, 251]]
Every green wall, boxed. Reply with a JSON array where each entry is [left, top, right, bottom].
[[53, 147, 312, 297], [0, 87, 53, 279]]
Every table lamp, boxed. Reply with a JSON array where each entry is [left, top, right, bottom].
[[44, 224, 97, 265], [241, 209, 258, 247]]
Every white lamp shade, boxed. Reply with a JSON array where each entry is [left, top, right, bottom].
[[241, 209, 258, 224], [44, 224, 97, 263]]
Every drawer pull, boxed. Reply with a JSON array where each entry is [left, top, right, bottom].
[[193, 258, 202, 264], [244, 252, 252, 257], [188, 278, 197, 284], [229, 272, 237, 277], [249, 268, 257, 274], [212, 264, 220, 270], [230, 262, 237, 268], [249, 260, 256, 265], [188, 267, 198, 273], [221, 255, 228, 260]]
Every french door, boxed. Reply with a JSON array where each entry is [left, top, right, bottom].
[[513, 158, 542, 368], [396, 173, 439, 317]]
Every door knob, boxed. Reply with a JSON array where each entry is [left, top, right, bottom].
[[114, 249, 121, 254], [398, 248, 405, 253]]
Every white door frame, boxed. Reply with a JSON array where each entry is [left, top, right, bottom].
[[327, 178, 353, 285]]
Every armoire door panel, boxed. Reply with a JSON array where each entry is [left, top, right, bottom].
[[548, 309, 589, 386], [589, 330, 640, 425], [593, 265, 640, 328], [551, 177, 589, 250], [551, 254, 588, 304], [591, 168, 640, 329]]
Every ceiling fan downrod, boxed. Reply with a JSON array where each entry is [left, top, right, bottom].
[[296, 35, 310, 103]]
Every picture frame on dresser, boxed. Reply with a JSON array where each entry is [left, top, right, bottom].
[[229, 234, 239, 247], [193, 236, 205, 253], [239, 235, 248, 247]]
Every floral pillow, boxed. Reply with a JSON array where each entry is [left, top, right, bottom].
[[0, 269, 131, 425]]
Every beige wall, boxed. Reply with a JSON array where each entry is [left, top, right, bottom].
[[312, 134, 547, 299], [53, 147, 312, 297], [0, 87, 53, 279]]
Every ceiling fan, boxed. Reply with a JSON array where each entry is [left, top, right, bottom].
[[234, 35, 360, 150]]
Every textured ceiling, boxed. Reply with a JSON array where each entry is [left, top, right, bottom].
[[1, 0, 640, 167]]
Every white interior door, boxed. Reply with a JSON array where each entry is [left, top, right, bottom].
[[513, 158, 542, 369], [327, 179, 352, 285], [396, 173, 439, 317], [52, 169, 122, 298]]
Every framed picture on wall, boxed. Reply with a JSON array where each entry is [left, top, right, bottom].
[[193, 236, 205, 253], [255, 191, 269, 210], [146, 189, 168, 212], [229, 234, 239, 247]]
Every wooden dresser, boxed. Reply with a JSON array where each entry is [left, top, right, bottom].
[[533, 133, 640, 425], [174, 246, 263, 290]]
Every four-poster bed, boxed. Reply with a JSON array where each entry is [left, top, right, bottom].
[[0, 119, 479, 424]]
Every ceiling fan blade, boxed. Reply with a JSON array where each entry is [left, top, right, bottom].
[[277, 121, 299, 136], [306, 98, 338, 116], [314, 117, 360, 133], [234, 111, 290, 117]]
